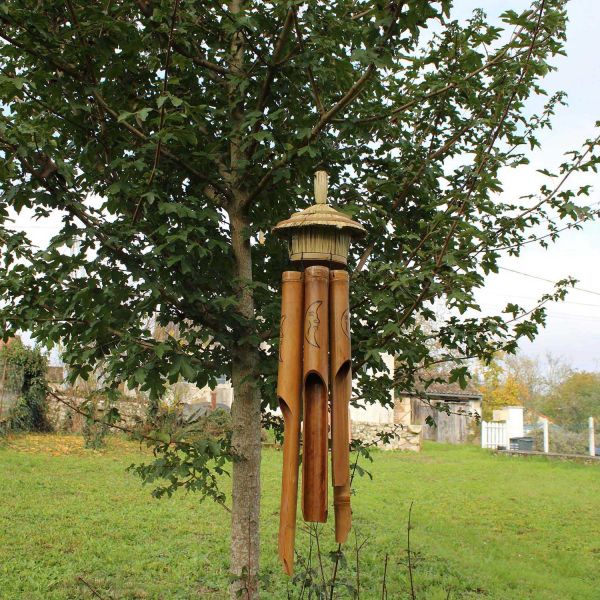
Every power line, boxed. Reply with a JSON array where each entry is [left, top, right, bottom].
[[480, 291, 600, 308], [477, 301, 600, 322], [547, 312, 600, 322], [499, 266, 600, 297]]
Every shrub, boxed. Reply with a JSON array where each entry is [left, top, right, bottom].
[[189, 408, 232, 441], [81, 398, 110, 449], [1, 340, 50, 432], [530, 427, 589, 454]]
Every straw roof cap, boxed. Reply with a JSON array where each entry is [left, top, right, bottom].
[[273, 171, 366, 239], [273, 202, 366, 237]]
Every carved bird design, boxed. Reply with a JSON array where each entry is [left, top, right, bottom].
[[305, 300, 322, 348]]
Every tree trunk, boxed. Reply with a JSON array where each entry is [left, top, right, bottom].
[[229, 209, 262, 599]]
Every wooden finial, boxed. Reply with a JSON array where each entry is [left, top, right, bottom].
[[314, 171, 328, 205]]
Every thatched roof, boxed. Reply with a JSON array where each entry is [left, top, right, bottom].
[[272, 202, 365, 238]]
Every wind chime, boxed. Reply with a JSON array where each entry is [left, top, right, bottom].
[[273, 171, 366, 576]]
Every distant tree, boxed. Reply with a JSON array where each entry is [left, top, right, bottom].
[[502, 352, 576, 419], [478, 353, 530, 420], [540, 352, 574, 394], [504, 353, 543, 400], [1, 1, 599, 596], [540, 371, 600, 430]]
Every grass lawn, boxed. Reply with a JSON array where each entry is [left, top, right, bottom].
[[0, 434, 598, 599]]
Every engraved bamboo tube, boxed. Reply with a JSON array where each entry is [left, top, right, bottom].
[[277, 271, 304, 575], [302, 265, 330, 523], [329, 270, 352, 543]]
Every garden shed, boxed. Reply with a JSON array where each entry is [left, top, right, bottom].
[[406, 388, 482, 444]]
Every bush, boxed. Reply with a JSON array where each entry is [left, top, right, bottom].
[[81, 398, 110, 449], [190, 408, 232, 440], [140, 405, 233, 443], [530, 427, 589, 454]]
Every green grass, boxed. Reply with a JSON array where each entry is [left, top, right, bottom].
[[0, 435, 598, 599]]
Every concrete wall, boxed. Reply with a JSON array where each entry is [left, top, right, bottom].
[[349, 352, 396, 425], [350, 402, 394, 424], [492, 406, 524, 440]]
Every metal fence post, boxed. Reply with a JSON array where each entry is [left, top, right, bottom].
[[543, 418, 549, 453], [589, 417, 596, 457]]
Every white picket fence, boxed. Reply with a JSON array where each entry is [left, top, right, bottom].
[[481, 421, 508, 449]]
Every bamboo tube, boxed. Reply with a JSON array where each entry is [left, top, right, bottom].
[[329, 270, 352, 543], [302, 265, 330, 523], [277, 271, 304, 575]]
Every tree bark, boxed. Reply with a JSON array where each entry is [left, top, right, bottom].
[[229, 208, 262, 599], [226, 2, 262, 595]]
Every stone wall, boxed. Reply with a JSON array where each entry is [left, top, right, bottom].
[[46, 392, 147, 432], [351, 421, 422, 452], [45, 376, 235, 433]]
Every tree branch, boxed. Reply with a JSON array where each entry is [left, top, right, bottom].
[[1, 15, 231, 204], [245, 3, 404, 207], [135, 0, 230, 77], [0, 24, 79, 78], [292, 6, 324, 115], [133, 0, 181, 223], [353, 113, 486, 274], [0, 135, 225, 332], [245, 7, 295, 160], [337, 28, 556, 126], [429, 0, 548, 271], [353, 1, 550, 360], [91, 90, 230, 203], [308, 2, 404, 141]]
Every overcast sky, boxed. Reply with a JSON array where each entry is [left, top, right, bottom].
[[11, 1, 600, 371], [453, 0, 600, 371]]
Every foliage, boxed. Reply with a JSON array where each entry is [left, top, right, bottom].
[[1, 437, 600, 599], [81, 394, 110, 449], [192, 407, 233, 440], [128, 408, 233, 507], [1, 0, 600, 583], [0, 339, 50, 431], [1, 1, 598, 412], [478, 353, 530, 420], [496, 353, 599, 429], [539, 371, 600, 430]]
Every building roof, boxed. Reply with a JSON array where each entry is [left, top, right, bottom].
[[401, 389, 482, 402], [400, 377, 482, 402]]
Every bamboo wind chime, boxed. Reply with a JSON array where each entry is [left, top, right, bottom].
[[273, 171, 366, 576]]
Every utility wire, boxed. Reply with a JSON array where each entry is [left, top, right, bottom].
[[499, 266, 600, 297], [480, 291, 600, 308], [478, 303, 600, 321]]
